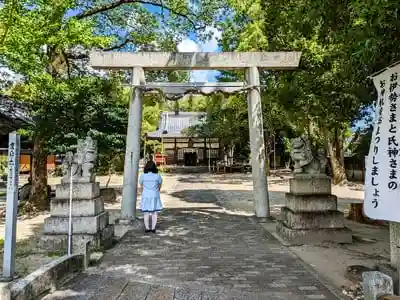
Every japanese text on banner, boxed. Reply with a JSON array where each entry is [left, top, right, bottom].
[[364, 65, 400, 222]]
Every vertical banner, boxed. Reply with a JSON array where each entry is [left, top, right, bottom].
[[365, 64, 400, 221], [2, 132, 20, 280]]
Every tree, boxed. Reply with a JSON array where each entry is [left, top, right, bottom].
[[0, 0, 227, 208], [186, 93, 250, 165], [219, 0, 400, 185], [8, 74, 128, 209], [219, 0, 400, 222]]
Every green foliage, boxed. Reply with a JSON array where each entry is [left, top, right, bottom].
[[9, 74, 128, 152], [0, 0, 228, 207], [249, 1, 399, 127], [0, 1, 111, 78], [346, 125, 373, 158], [186, 93, 249, 156], [282, 137, 291, 155], [178, 95, 208, 112], [97, 152, 125, 175], [0, 159, 7, 177], [0, 0, 229, 147], [78, 0, 229, 51], [217, 0, 400, 182]]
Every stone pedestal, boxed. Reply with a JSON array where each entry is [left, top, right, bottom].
[[114, 218, 141, 239], [276, 174, 352, 245], [40, 181, 114, 253]]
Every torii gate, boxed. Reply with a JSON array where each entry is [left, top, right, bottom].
[[90, 51, 301, 232]]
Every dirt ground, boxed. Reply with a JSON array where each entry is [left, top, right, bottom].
[[0, 173, 388, 295]]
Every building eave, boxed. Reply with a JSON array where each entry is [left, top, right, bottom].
[[0, 95, 35, 135]]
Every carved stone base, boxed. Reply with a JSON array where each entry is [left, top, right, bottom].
[[290, 174, 331, 195], [40, 225, 114, 253], [276, 221, 352, 245], [43, 212, 109, 234], [55, 182, 100, 200], [277, 175, 352, 245], [50, 197, 104, 217], [41, 178, 114, 253], [280, 207, 345, 229], [285, 193, 338, 212], [61, 175, 95, 185]]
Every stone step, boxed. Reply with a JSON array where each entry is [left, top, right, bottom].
[[276, 221, 353, 245], [43, 212, 109, 234], [280, 206, 345, 229], [55, 182, 100, 200], [290, 175, 331, 195], [285, 193, 338, 212], [40, 225, 114, 252], [50, 196, 104, 217]]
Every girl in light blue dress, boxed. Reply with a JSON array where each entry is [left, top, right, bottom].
[[139, 161, 163, 233]]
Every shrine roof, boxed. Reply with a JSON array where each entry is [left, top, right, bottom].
[[146, 111, 206, 139], [0, 95, 34, 135]]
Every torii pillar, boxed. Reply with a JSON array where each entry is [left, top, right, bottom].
[[90, 51, 301, 234]]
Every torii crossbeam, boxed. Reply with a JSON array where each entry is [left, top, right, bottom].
[[90, 51, 301, 235]]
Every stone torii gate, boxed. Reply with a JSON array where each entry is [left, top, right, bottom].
[[90, 51, 301, 233]]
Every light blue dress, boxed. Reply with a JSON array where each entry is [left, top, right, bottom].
[[139, 172, 163, 213]]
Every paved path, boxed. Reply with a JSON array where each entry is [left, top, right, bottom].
[[43, 176, 339, 300], [44, 212, 338, 299]]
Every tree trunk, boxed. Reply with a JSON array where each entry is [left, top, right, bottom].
[[28, 136, 49, 210], [325, 128, 347, 185], [324, 128, 366, 222], [266, 156, 270, 176], [229, 144, 235, 165], [208, 140, 212, 172], [106, 167, 112, 188], [329, 154, 347, 184], [264, 131, 272, 176], [347, 203, 367, 222]]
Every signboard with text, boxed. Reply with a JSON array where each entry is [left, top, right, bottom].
[[3, 132, 20, 279], [365, 64, 400, 221]]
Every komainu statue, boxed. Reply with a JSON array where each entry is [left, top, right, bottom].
[[62, 134, 97, 183], [291, 136, 327, 175]]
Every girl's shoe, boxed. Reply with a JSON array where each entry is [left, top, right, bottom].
[[151, 229, 156, 233], [145, 229, 151, 233]]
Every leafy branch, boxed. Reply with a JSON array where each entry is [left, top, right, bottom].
[[76, 0, 200, 29]]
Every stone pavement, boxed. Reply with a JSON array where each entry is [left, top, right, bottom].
[[43, 175, 340, 300], [44, 210, 339, 299]]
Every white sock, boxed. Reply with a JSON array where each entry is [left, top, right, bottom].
[[151, 213, 158, 230], [144, 213, 150, 230]]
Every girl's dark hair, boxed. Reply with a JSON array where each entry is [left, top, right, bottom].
[[143, 161, 158, 174]]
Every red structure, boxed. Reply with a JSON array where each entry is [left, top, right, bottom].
[[153, 152, 167, 166]]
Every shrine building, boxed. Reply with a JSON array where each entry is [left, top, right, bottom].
[[145, 111, 221, 166]]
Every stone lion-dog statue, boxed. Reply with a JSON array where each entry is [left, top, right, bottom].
[[290, 136, 327, 175]]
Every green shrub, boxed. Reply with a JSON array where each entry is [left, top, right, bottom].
[[0, 159, 7, 177]]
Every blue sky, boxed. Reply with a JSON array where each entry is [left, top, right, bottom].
[[177, 29, 222, 82], [146, 2, 223, 82]]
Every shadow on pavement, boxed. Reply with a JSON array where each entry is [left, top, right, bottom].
[[44, 207, 338, 300]]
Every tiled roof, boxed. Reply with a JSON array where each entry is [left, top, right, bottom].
[[0, 95, 34, 135], [146, 111, 206, 139]]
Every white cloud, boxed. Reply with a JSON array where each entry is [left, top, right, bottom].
[[177, 26, 221, 82], [201, 26, 222, 52], [177, 39, 200, 52]]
